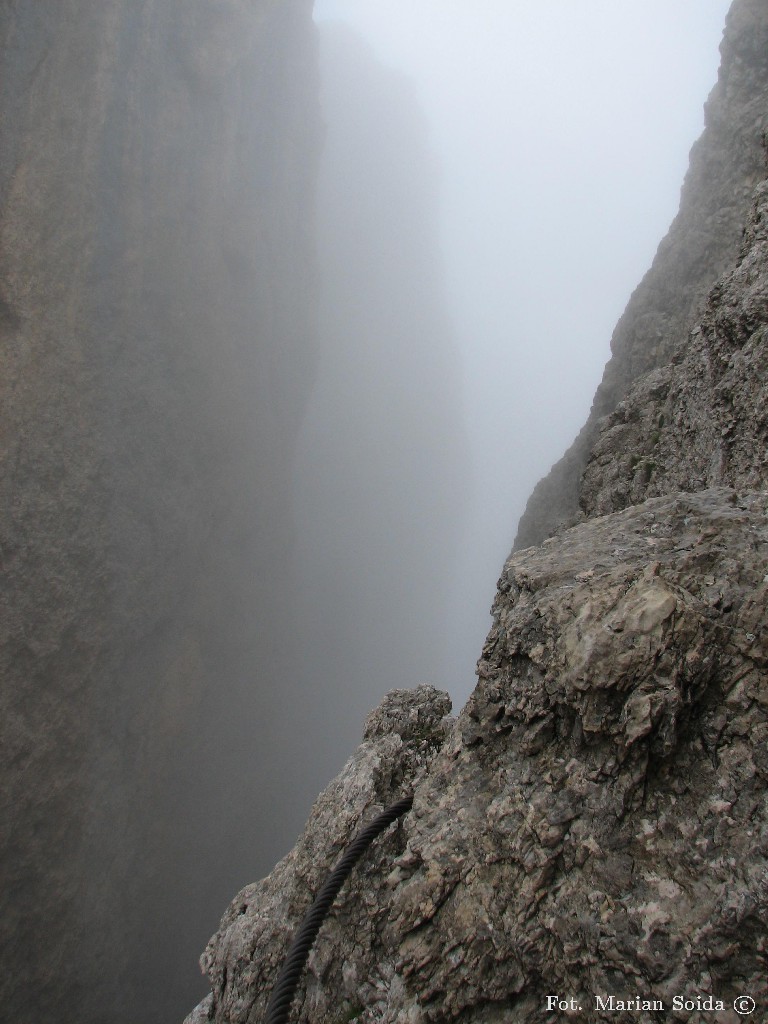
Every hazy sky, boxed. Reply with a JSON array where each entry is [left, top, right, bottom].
[[311, 0, 732, 702]]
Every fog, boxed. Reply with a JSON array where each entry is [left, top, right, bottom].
[[291, 23, 470, 747], [0, 5, 735, 1022], [310, 0, 731, 709]]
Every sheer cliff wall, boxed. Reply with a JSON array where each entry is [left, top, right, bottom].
[[0, 3, 319, 1022]]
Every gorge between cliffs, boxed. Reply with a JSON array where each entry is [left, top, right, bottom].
[[1, 3, 767, 1024]]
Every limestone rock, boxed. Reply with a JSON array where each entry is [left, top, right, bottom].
[[186, 685, 453, 1024], [515, 0, 768, 549], [194, 491, 768, 1022], [0, 2, 320, 1021], [582, 177, 768, 515]]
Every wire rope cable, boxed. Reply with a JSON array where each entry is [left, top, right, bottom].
[[263, 793, 414, 1024]]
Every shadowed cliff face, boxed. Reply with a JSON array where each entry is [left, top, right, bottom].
[[290, 23, 471, 742], [0, 2, 321, 1022]]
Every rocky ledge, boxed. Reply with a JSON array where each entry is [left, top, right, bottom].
[[189, 487, 768, 1023]]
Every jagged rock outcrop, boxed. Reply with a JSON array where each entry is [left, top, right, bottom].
[[188, 1, 768, 1021], [0, 3, 319, 1022], [190, 686, 454, 1024], [191, 490, 768, 1022], [515, 0, 768, 550], [582, 178, 768, 513]]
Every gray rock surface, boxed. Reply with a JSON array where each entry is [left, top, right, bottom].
[[582, 177, 768, 515], [0, 2, 320, 1021], [192, 491, 768, 1023], [2, 3, 472, 1020], [187, 686, 454, 1024], [515, 0, 768, 550]]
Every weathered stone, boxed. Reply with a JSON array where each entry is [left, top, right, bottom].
[[0, 2, 320, 1021], [515, 0, 768, 549], [187, 686, 454, 1024], [582, 178, 768, 515], [196, 493, 768, 1023]]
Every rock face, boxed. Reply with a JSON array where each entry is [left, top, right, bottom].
[[515, 0, 768, 550], [194, 686, 454, 1024], [581, 179, 768, 515], [0, 2, 320, 1022], [189, 1, 768, 1021], [192, 494, 768, 1024]]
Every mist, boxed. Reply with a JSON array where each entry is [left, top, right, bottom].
[[311, 0, 731, 708], [290, 23, 470, 744], [0, 3, 735, 1022]]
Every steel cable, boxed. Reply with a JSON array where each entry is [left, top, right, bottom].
[[263, 793, 414, 1024]]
